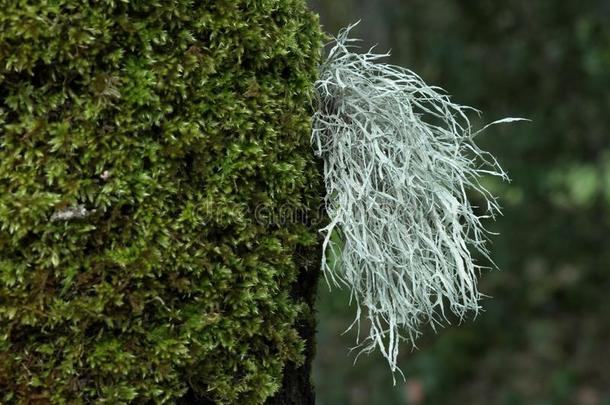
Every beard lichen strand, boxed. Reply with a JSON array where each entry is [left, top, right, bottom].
[[312, 23, 512, 379]]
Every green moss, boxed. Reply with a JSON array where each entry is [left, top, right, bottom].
[[0, 1, 324, 403]]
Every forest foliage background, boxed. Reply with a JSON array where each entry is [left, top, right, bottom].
[[309, 1, 610, 404]]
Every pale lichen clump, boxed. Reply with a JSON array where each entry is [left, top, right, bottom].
[[313, 24, 522, 378]]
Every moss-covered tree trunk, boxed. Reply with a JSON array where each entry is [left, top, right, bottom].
[[180, 238, 322, 405], [0, 1, 324, 403]]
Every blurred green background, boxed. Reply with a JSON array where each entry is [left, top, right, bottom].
[[308, 1, 610, 404]]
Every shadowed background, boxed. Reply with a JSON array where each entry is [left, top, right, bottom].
[[308, 1, 610, 404]]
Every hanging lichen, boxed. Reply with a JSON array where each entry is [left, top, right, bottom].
[[313, 23, 524, 377]]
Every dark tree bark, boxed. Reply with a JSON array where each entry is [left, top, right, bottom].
[[266, 242, 321, 405]]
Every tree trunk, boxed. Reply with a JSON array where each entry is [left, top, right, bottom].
[[178, 246, 321, 405], [266, 242, 321, 405]]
